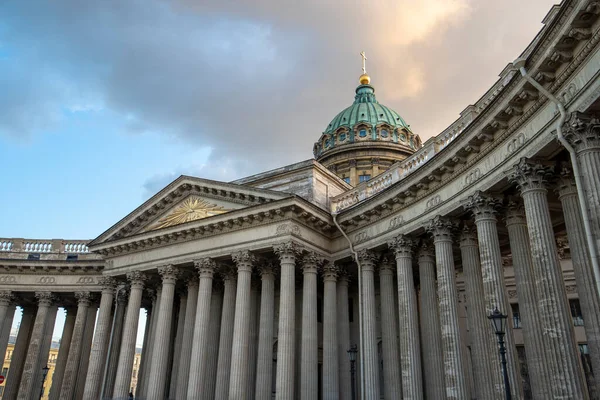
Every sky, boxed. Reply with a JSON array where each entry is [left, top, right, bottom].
[[1, 0, 557, 343]]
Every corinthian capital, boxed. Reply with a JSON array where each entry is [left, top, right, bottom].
[[126, 271, 147, 289], [508, 158, 554, 194], [98, 276, 118, 293], [355, 249, 378, 268], [74, 291, 92, 306], [273, 241, 303, 262], [426, 215, 458, 242], [555, 165, 578, 199], [232, 250, 256, 272], [459, 225, 478, 247], [158, 265, 180, 284], [35, 291, 54, 306], [387, 234, 415, 258], [194, 258, 217, 278], [0, 291, 13, 307], [562, 111, 600, 152], [463, 191, 502, 222]]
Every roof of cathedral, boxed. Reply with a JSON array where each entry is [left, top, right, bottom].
[[323, 80, 412, 135]]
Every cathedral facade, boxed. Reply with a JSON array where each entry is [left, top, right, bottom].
[[2, 1, 600, 399]]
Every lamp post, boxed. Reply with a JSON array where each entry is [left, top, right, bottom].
[[488, 307, 511, 400], [347, 344, 358, 400], [39, 365, 50, 400]]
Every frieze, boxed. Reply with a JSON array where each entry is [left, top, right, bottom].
[[0, 276, 16, 284], [275, 223, 302, 237], [37, 276, 56, 284], [354, 230, 370, 244], [463, 168, 482, 187], [388, 215, 405, 231], [77, 277, 96, 284], [506, 132, 526, 157], [508, 289, 518, 299], [425, 195, 441, 210]]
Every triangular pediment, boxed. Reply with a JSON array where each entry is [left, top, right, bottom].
[[89, 175, 291, 246]]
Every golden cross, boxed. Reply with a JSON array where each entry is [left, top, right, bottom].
[[360, 51, 367, 74]]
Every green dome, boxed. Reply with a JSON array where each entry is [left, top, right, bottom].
[[324, 84, 411, 134]]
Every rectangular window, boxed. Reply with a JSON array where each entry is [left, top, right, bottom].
[[348, 297, 354, 323], [27, 253, 40, 260], [579, 344, 590, 354], [1, 367, 8, 377], [359, 175, 371, 183], [570, 299, 584, 326], [511, 303, 521, 329]]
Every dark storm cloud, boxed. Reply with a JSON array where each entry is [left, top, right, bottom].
[[0, 0, 556, 180]]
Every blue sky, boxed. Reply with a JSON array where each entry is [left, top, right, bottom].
[[1, 0, 557, 342]]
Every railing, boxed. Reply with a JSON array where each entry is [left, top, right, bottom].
[[0, 238, 90, 254]]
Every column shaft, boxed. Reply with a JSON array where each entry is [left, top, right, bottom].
[[169, 292, 187, 400], [4, 307, 35, 400], [274, 242, 298, 400], [176, 278, 199, 398], [323, 264, 339, 400], [205, 288, 224, 398], [104, 291, 127, 398], [75, 305, 97, 400], [510, 159, 587, 399], [377, 260, 402, 399], [336, 275, 352, 400], [187, 259, 217, 399], [213, 270, 237, 400], [49, 308, 76, 400], [300, 255, 319, 400], [229, 251, 255, 400], [247, 286, 260, 400], [418, 244, 446, 399], [18, 292, 54, 400], [34, 305, 58, 400], [138, 287, 160, 399], [0, 296, 15, 382], [357, 250, 380, 400], [427, 217, 469, 400], [558, 173, 600, 393], [460, 228, 504, 400], [113, 272, 146, 399], [506, 201, 553, 399], [84, 278, 116, 399], [255, 265, 275, 400], [147, 266, 179, 400], [467, 192, 522, 397], [389, 236, 423, 399]]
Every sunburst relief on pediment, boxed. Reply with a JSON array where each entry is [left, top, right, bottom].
[[148, 196, 231, 231]]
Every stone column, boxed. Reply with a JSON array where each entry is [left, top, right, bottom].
[[75, 304, 97, 400], [137, 287, 158, 398], [34, 304, 58, 400], [459, 227, 504, 400], [336, 272, 352, 400], [214, 267, 238, 400], [49, 308, 76, 400], [104, 289, 128, 398], [558, 169, 600, 392], [388, 235, 422, 399], [274, 242, 300, 400], [176, 276, 198, 398], [505, 200, 551, 399], [83, 277, 117, 399], [169, 289, 187, 400], [465, 191, 523, 397], [146, 265, 180, 400], [426, 216, 469, 400], [417, 243, 445, 399], [0, 292, 15, 371], [509, 158, 587, 398], [58, 292, 91, 400], [356, 249, 381, 400], [205, 284, 224, 398], [563, 112, 600, 256], [113, 271, 147, 399], [322, 263, 339, 400], [17, 292, 54, 400], [300, 252, 319, 400], [0, 291, 13, 334], [4, 306, 35, 400], [255, 263, 276, 400], [247, 281, 260, 400], [228, 251, 256, 400]]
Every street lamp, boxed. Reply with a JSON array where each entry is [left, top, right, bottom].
[[489, 307, 512, 400], [39, 365, 50, 400], [347, 344, 358, 400]]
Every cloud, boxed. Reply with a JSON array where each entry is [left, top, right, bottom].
[[0, 0, 556, 179]]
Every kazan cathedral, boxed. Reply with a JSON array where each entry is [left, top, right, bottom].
[[2, 1, 600, 399]]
